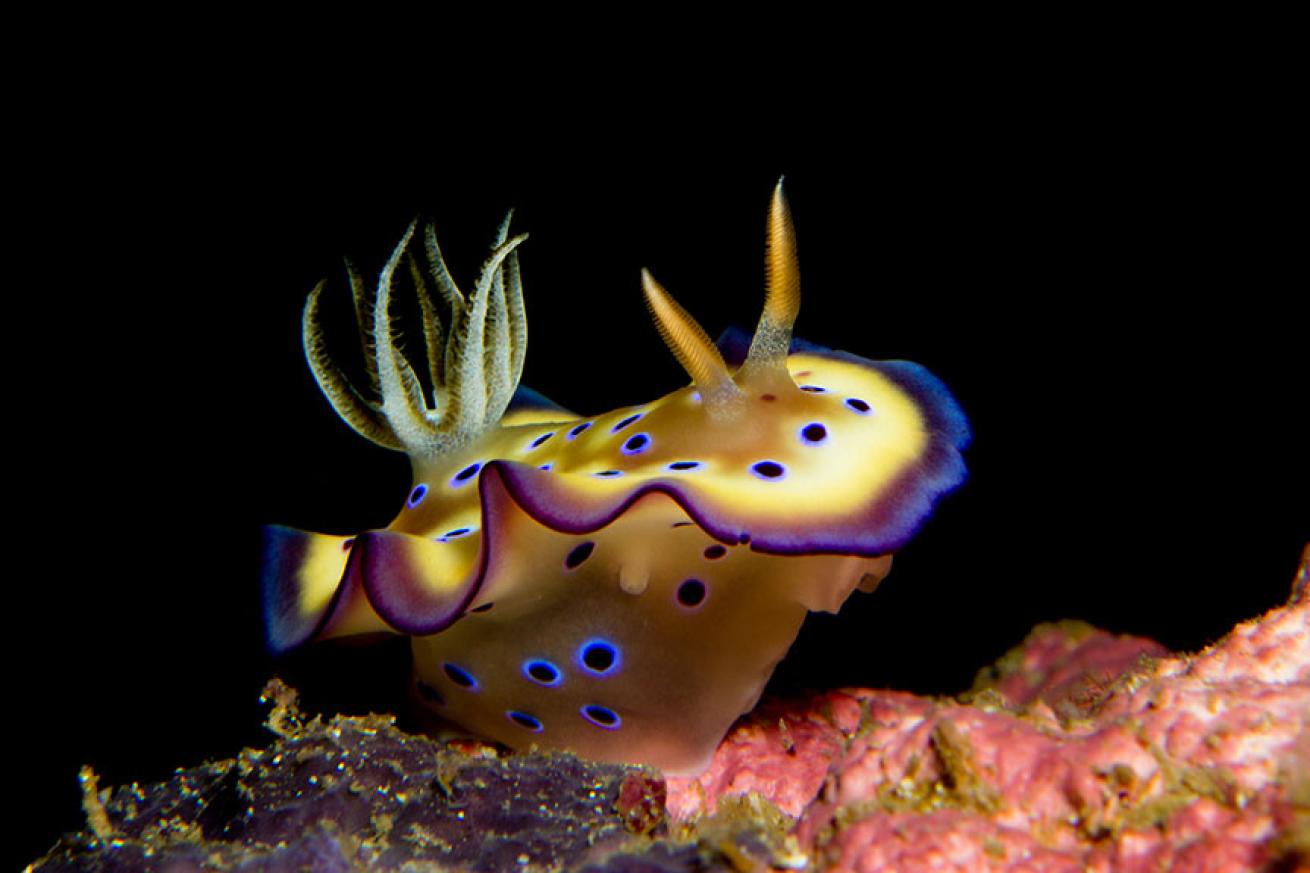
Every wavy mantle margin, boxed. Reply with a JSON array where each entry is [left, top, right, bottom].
[[319, 353, 968, 639]]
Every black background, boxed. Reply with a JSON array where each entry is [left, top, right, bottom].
[[14, 57, 1305, 867]]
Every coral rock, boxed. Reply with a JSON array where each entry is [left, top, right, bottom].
[[668, 544, 1310, 872], [33, 680, 660, 872], [32, 547, 1310, 872]]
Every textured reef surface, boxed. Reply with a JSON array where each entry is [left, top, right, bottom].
[[32, 546, 1309, 872]]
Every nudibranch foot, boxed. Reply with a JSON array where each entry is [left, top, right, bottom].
[[265, 182, 969, 774]]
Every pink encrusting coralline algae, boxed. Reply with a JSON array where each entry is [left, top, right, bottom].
[[668, 545, 1310, 872]]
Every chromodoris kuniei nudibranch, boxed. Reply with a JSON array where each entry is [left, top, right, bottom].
[[263, 182, 969, 774]]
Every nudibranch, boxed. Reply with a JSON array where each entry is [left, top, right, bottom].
[[264, 183, 969, 774]]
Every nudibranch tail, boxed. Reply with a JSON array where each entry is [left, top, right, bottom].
[[302, 214, 529, 460], [640, 269, 741, 408], [263, 524, 391, 654], [741, 178, 801, 383]]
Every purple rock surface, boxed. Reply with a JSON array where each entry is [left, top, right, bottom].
[[33, 680, 677, 871]]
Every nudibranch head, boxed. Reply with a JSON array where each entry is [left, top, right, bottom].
[[264, 181, 969, 774]]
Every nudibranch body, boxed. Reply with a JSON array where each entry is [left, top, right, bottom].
[[264, 183, 969, 774]]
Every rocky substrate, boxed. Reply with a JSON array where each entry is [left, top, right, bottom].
[[32, 546, 1309, 872]]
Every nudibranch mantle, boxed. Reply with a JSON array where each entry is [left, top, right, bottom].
[[264, 183, 969, 775]]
